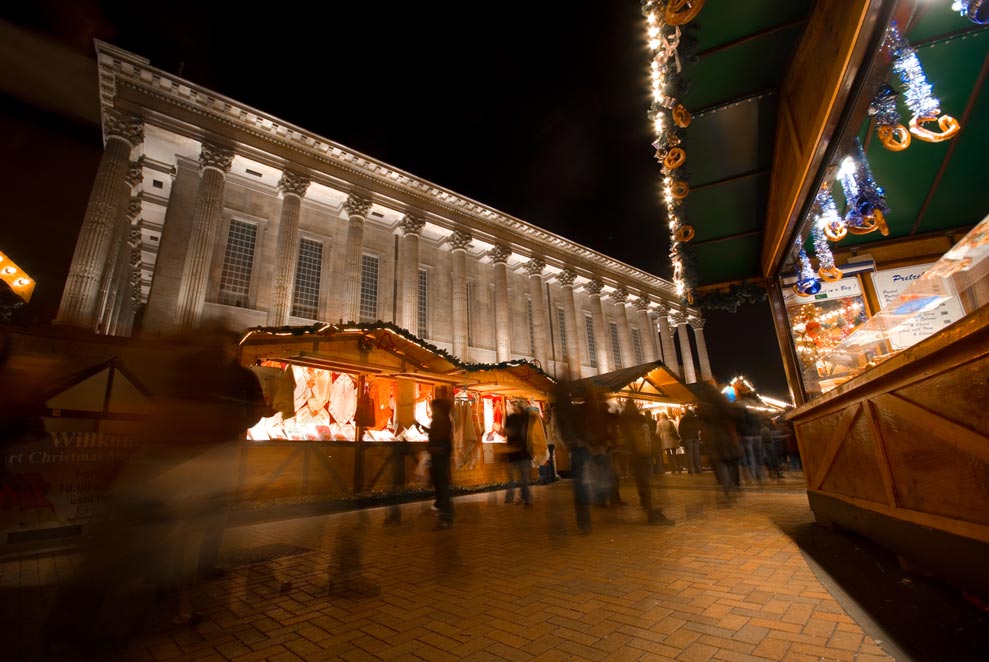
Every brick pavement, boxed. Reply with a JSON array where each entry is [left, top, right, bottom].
[[4, 474, 895, 661]]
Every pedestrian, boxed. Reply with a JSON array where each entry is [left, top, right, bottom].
[[552, 382, 592, 533], [677, 407, 703, 474], [426, 397, 454, 528], [621, 402, 674, 525], [656, 411, 682, 474], [503, 399, 533, 506]]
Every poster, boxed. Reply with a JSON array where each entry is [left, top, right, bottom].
[[872, 263, 964, 350]]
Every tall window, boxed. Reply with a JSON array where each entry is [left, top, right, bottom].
[[291, 238, 323, 319], [585, 314, 597, 368], [417, 268, 428, 338], [609, 321, 623, 369], [359, 254, 378, 322], [631, 327, 644, 365], [526, 299, 535, 356], [466, 281, 474, 346], [218, 220, 257, 307], [557, 307, 568, 361]]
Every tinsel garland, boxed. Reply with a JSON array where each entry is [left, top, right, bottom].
[[953, 0, 989, 25], [812, 223, 841, 282], [815, 188, 846, 242], [885, 23, 960, 143], [793, 239, 821, 296], [837, 139, 889, 235], [869, 83, 901, 130]]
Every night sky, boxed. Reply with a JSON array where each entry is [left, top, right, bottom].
[[2, 1, 790, 400]]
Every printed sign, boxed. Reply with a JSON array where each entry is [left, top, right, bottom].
[[783, 276, 862, 305], [872, 263, 964, 350]]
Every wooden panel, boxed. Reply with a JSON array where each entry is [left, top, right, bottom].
[[762, 0, 874, 277], [794, 408, 846, 474], [894, 354, 989, 439], [873, 397, 989, 526], [818, 406, 887, 504]]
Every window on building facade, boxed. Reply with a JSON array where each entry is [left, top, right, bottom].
[[466, 281, 474, 346], [610, 321, 623, 369], [557, 307, 568, 361], [585, 314, 597, 368], [417, 268, 428, 338], [631, 327, 644, 365], [291, 238, 323, 319], [359, 254, 378, 322], [526, 299, 535, 356], [218, 219, 257, 308]]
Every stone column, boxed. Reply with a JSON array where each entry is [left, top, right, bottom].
[[267, 171, 311, 325], [586, 278, 612, 373], [557, 268, 583, 379], [104, 197, 142, 335], [690, 316, 714, 382], [399, 213, 426, 332], [97, 161, 144, 334], [524, 257, 551, 370], [634, 297, 658, 362], [611, 287, 635, 367], [671, 310, 697, 384], [342, 193, 372, 323], [449, 230, 473, 360], [56, 110, 143, 328], [656, 303, 680, 376], [174, 142, 235, 329], [490, 244, 513, 362], [114, 225, 144, 337]]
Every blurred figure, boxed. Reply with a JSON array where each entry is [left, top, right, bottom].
[[328, 510, 379, 597], [656, 411, 682, 474], [677, 407, 703, 474], [620, 402, 674, 526], [503, 400, 533, 506], [740, 408, 765, 484], [760, 419, 783, 480], [426, 398, 454, 529], [692, 384, 742, 505], [552, 383, 592, 534]]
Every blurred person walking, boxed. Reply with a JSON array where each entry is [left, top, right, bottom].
[[427, 397, 454, 529], [621, 403, 674, 525], [656, 411, 682, 474], [503, 400, 533, 506], [677, 408, 703, 474], [552, 383, 593, 534]]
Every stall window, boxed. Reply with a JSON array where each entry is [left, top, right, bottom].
[[631, 327, 644, 365], [557, 307, 568, 361], [609, 321, 623, 369], [291, 238, 323, 319], [359, 254, 378, 322], [218, 219, 257, 307], [417, 268, 428, 337], [585, 314, 597, 368], [526, 298, 536, 355]]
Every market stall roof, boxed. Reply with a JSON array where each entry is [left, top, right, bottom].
[[466, 363, 557, 398], [572, 361, 697, 404], [679, 1, 989, 288]]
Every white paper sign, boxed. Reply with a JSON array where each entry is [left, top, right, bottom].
[[872, 263, 964, 350]]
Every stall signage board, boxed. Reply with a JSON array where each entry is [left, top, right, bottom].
[[872, 264, 965, 350], [783, 276, 862, 305]]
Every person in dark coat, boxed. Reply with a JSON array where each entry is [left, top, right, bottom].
[[620, 402, 674, 525], [677, 408, 703, 474], [427, 398, 454, 528], [552, 382, 592, 533], [503, 400, 533, 506]]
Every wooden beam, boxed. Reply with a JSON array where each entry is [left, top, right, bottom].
[[810, 403, 861, 491], [873, 393, 989, 465], [864, 400, 899, 509]]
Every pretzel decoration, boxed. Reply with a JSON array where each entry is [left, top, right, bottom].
[[824, 222, 847, 242], [665, 0, 705, 26], [671, 181, 689, 199], [846, 209, 889, 236], [909, 113, 960, 143], [674, 224, 695, 242], [672, 103, 691, 128], [877, 124, 911, 151], [818, 266, 843, 282], [663, 147, 686, 170]]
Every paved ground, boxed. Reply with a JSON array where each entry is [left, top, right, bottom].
[[6, 471, 927, 661]]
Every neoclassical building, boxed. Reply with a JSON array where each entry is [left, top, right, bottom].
[[56, 42, 714, 383]]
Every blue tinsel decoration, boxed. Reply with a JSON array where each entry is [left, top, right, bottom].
[[886, 23, 940, 119], [837, 139, 889, 230], [793, 239, 821, 296], [868, 83, 901, 129], [953, 1, 989, 25], [814, 188, 844, 241]]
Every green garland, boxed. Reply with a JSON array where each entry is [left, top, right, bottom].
[[695, 282, 767, 312]]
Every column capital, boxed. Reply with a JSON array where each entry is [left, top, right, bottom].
[[557, 268, 577, 287], [634, 297, 651, 312], [344, 192, 372, 218], [199, 142, 234, 175], [689, 316, 706, 330], [610, 286, 629, 305], [488, 244, 512, 264], [399, 213, 426, 236], [523, 257, 546, 276], [126, 198, 142, 222], [104, 109, 144, 147], [669, 310, 687, 326], [449, 229, 473, 251], [278, 170, 311, 198], [126, 158, 144, 188], [654, 302, 671, 315], [585, 278, 605, 296]]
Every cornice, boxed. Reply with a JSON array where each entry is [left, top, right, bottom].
[[95, 42, 698, 312]]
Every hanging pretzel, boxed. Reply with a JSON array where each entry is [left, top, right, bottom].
[[665, 0, 705, 26], [674, 224, 695, 242], [824, 222, 847, 242], [847, 209, 889, 236], [663, 147, 686, 170], [909, 113, 960, 143], [672, 103, 691, 128], [877, 124, 911, 151], [818, 266, 843, 282], [671, 180, 689, 199]]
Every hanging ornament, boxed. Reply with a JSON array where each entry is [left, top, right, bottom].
[[813, 223, 842, 282], [869, 83, 911, 151], [816, 188, 846, 242], [837, 139, 890, 236], [664, 0, 705, 26], [793, 239, 821, 297], [952, 1, 989, 25], [886, 23, 960, 143]]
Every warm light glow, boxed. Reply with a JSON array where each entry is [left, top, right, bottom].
[[1, 266, 14, 275]]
